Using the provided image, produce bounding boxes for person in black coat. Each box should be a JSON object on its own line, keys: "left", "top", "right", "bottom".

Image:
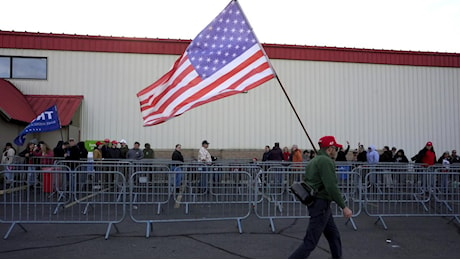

{"left": 172, "top": 144, "right": 184, "bottom": 163}
{"left": 394, "top": 149, "right": 409, "bottom": 163}
{"left": 437, "top": 151, "right": 451, "bottom": 164}
{"left": 356, "top": 144, "right": 367, "bottom": 162}
{"left": 379, "top": 146, "right": 394, "bottom": 162}
{"left": 171, "top": 144, "right": 185, "bottom": 189}
{"left": 450, "top": 150, "right": 460, "bottom": 164}
{"left": 262, "top": 145, "right": 270, "bottom": 161}
{"left": 108, "top": 141, "right": 122, "bottom": 159}
{"left": 65, "top": 139, "right": 81, "bottom": 161}
{"left": 268, "top": 142, "right": 283, "bottom": 161}
{"left": 77, "top": 141, "right": 88, "bottom": 159}
{"left": 53, "top": 140, "right": 65, "bottom": 158}
{"left": 336, "top": 141, "right": 350, "bottom": 161}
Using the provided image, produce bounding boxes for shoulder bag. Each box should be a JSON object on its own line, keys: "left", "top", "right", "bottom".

{"left": 290, "top": 181, "right": 316, "bottom": 206}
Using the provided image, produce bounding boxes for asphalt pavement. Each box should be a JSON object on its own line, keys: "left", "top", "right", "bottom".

{"left": 1, "top": 213, "right": 459, "bottom": 259}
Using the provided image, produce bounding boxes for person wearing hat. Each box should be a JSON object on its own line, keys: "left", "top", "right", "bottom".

{"left": 108, "top": 140, "right": 122, "bottom": 159}
{"left": 289, "top": 136, "right": 352, "bottom": 259}
{"left": 198, "top": 140, "right": 212, "bottom": 163}
{"left": 93, "top": 141, "right": 103, "bottom": 160}
{"left": 101, "top": 138, "right": 111, "bottom": 158}
{"left": 411, "top": 141, "right": 436, "bottom": 167}
{"left": 197, "top": 140, "right": 212, "bottom": 191}
{"left": 119, "top": 139, "right": 129, "bottom": 159}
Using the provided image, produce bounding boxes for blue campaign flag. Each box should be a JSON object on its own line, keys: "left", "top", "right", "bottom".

{"left": 14, "top": 105, "right": 61, "bottom": 146}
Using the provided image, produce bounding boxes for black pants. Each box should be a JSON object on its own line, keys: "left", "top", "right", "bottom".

{"left": 289, "top": 199, "right": 342, "bottom": 259}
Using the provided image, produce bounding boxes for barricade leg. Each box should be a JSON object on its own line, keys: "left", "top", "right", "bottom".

{"left": 447, "top": 216, "right": 460, "bottom": 225}
{"left": 236, "top": 218, "right": 243, "bottom": 234}
{"left": 4, "top": 222, "right": 27, "bottom": 240}
{"left": 374, "top": 216, "right": 388, "bottom": 230}
{"left": 345, "top": 218, "right": 358, "bottom": 231}
{"left": 105, "top": 222, "right": 119, "bottom": 240}
{"left": 146, "top": 221, "right": 152, "bottom": 238}
{"left": 269, "top": 218, "right": 276, "bottom": 233}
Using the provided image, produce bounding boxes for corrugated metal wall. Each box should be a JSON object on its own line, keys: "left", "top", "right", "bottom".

{"left": 1, "top": 48, "right": 459, "bottom": 158}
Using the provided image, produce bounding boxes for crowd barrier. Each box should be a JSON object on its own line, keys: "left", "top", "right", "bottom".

{"left": 130, "top": 169, "right": 253, "bottom": 237}
{"left": 0, "top": 165, "right": 126, "bottom": 239}
{"left": 1, "top": 160, "right": 459, "bottom": 239}
{"left": 253, "top": 167, "right": 361, "bottom": 232}
{"left": 364, "top": 169, "right": 460, "bottom": 229}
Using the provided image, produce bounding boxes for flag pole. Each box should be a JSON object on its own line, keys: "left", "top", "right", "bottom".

{"left": 235, "top": 0, "right": 317, "bottom": 152}
{"left": 274, "top": 75, "right": 317, "bottom": 153}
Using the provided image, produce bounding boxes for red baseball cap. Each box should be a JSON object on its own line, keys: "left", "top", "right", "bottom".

{"left": 111, "top": 140, "right": 118, "bottom": 144}
{"left": 96, "top": 141, "right": 103, "bottom": 146}
{"left": 426, "top": 141, "right": 433, "bottom": 146}
{"left": 318, "top": 136, "right": 342, "bottom": 148}
{"left": 104, "top": 138, "right": 110, "bottom": 143}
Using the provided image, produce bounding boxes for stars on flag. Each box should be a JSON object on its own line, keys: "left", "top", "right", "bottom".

{"left": 187, "top": 2, "right": 257, "bottom": 79}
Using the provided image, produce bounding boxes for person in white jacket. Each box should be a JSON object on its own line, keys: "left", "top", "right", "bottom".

{"left": 197, "top": 140, "right": 212, "bottom": 192}
{"left": 366, "top": 145, "right": 380, "bottom": 164}
{"left": 366, "top": 145, "right": 380, "bottom": 186}
{"left": 198, "top": 140, "right": 212, "bottom": 164}
{"left": 2, "top": 142, "right": 16, "bottom": 187}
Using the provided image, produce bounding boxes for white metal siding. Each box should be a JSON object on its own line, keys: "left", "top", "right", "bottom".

{"left": 1, "top": 48, "right": 459, "bottom": 158}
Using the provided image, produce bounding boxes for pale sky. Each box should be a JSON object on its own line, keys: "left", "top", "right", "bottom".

{"left": 1, "top": 0, "right": 459, "bottom": 53}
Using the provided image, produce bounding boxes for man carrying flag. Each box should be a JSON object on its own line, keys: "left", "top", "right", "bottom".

{"left": 137, "top": 0, "right": 275, "bottom": 126}
{"left": 14, "top": 105, "right": 61, "bottom": 146}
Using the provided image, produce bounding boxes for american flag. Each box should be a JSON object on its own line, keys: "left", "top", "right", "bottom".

{"left": 137, "top": 0, "right": 275, "bottom": 126}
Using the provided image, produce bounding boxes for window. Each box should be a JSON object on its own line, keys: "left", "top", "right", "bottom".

{"left": 0, "top": 56, "right": 47, "bottom": 79}
{"left": 0, "top": 57, "right": 10, "bottom": 78}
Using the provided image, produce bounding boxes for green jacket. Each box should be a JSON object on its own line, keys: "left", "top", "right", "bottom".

{"left": 143, "top": 148, "right": 155, "bottom": 159}
{"left": 120, "top": 146, "right": 129, "bottom": 159}
{"left": 303, "top": 150, "right": 346, "bottom": 209}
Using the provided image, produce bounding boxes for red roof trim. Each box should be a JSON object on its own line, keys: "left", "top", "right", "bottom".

{"left": 0, "top": 79, "right": 36, "bottom": 122}
{"left": 1, "top": 31, "right": 459, "bottom": 67}
{"left": 263, "top": 43, "right": 460, "bottom": 67}
{"left": 0, "top": 79, "right": 83, "bottom": 125}
{"left": 25, "top": 95, "right": 83, "bottom": 126}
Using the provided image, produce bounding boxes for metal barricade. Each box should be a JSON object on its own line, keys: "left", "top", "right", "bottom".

{"left": 72, "top": 160, "right": 171, "bottom": 183}
{"left": 129, "top": 170, "right": 253, "bottom": 237}
{"left": 356, "top": 163, "right": 427, "bottom": 192}
{"left": 364, "top": 170, "right": 460, "bottom": 229}
{"left": 4, "top": 160, "right": 458, "bottom": 238}
{"left": 431, "top": 168, "right": 460, "bottom": 225}
{"left": 254, "top": 168, "right": 361, "bottom": 232}
{"left": 0, "top": 167, "right": 126, "bottom": 239}
{"left": 72, "top": 160, "right": 134, "bottom": 180}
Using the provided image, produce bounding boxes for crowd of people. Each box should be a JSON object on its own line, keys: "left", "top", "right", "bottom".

{"left": 260, "top": 141, "right": 460, "bottom": 167}
{"left": 3, "top": 139, "right": 460, "bottom": 171}
{"left": 3, "top": 136, "right": 456, "bottom": 259}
